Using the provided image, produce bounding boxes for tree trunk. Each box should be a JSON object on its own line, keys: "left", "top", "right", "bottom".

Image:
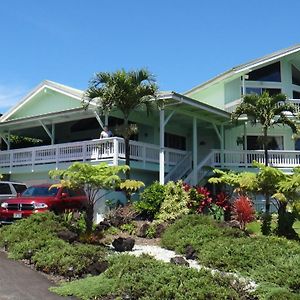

{"left": 85, "top": 205, "right": 94, "bottom": 234}
{"left": 265, "top": 194, "right": 271, "bottom": 214}
{"left": 263, "top": 127, "right": 268, "bottom": 166}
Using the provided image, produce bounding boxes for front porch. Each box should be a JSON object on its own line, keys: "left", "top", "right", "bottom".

{"left": 0, "top": 137, "right": 187, "bottom": 175}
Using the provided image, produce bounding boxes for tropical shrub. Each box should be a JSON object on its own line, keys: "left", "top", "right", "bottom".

{"left": 134, "top": 181, "right": 166, "bottom": 219}
{"left": 232, "top": 195, "right": 255, "bottom": 230}
{"left": 51, "top": 254, "right": 250, "bottom": 299}
{"left": 156, "top": 180, "right": 189, "bottom": 222}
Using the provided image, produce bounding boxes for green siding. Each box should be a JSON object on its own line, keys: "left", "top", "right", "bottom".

{"left": 8, "top": 89, "right": 81, "bottom": 120}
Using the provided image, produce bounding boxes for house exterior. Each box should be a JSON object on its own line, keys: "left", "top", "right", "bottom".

{"left": 1, "top": 44, "right": 300, "bottom": 214}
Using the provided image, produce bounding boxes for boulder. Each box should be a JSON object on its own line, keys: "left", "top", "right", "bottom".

{"left": 57, "top": 230, "right": 78, "bottom": 243}
{"left": 136, "top": 222, "right": 150, "bottom": 238}
{"left": 170, "top": 256, "right": 189, "bottom": 267}
{"left": 155, "top": 222, "right": 168, "bottom": 238}
{"left": 86, "top": 260, "right": 109, "bottom": 275}
{"left": 112, "top": 237, "right": 135, "bottom": 252}
{"left": 185, "top": 245, "right": 197, "bottom": 260}
{"left": 96, "top": 220, "right": 111, "bottom": 232}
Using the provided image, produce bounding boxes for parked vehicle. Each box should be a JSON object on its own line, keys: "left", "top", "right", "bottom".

{"left": 0, "top": 184, "right": 87, "bottom": 224}
{"left": 0, "top": 181, "right": 27, "bottom": 202}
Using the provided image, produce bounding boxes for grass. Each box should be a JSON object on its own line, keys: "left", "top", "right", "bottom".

{"left": 161, "top": 215, "right": 300, "bottom": 299}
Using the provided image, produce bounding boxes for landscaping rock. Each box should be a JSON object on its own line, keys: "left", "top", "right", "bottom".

{"left": 170, "top": 256, "right": 189, "bottom": 267}
{"left": 96, "top": 220, "right": 111, "bottom": 232}
{"left": 86, "top": 260, "right": 109, "bottom": 275}
{"left": 112, "top": 237, "right": 135, "bottom": 252}
{"left": 57, "top": 230, "right": 78, "bottom": 243}
{"left": 136, "top": 222, "right": 150, "bottom": 238}
{"left": 155, "top": 222, "right": 168, "bottom": 238}
{"left": 185, "top": 245, "right": 197, "bottom": 260}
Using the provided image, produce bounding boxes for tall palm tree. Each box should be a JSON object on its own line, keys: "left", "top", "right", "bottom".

{"left": 232, "top": 91, "right": 298, "bottom": 167}
{"left": 83, "top": 69, "right": 158, "bottom": 178}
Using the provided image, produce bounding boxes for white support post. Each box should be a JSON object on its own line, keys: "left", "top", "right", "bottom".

{"left": 51, "top": 123, "right": 55, "bottom": 145}
{"left": 94, "top": 111, "right": 104, "bottom": 130}
{"left": 113, "top": 138, "right": 118, "bottom": 166}
{"left": 39, "top": 120, "right": 52, "bottom": 141}
{"left": 242, "top": 75, "right": 246, "bottom": 96}
{"left": 192, "top": 117, "right": 198, "bottom": 186}
{"left": 244, "top": 121, "right": 248, "bottom": 167}
{"left": 159, "top": 109, "right": 165, "bottom": 185}
{"left": 7, "top": 131, "right": 10, "bottom": 150}
{"left": 0, "top": 133, "right": 9, "bottom": 149}
{"left": 220, "top": 124, "right": 224, "bottom": 168}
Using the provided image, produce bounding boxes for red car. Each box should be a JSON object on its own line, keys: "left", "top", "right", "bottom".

{"left": 0, "top": 184, "right": 88, "bottom": 224}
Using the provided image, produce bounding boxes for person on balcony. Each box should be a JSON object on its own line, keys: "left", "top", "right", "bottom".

{"left": 100, "top": 126, "right": 113, "bottom": 139}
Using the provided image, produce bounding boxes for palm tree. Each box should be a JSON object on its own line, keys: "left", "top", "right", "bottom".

{"left": 232, "top": 91, "right": 298, "bottom": 166}
{"left": 83, "top": 69, "right": 158, "bottom": 178}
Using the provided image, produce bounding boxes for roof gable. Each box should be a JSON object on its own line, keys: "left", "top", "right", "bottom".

{"left": 185, "top": 44, "right": 300, "bottom": 95}
{"left": 1, "top": 80, "right": 84, "bottom": 121}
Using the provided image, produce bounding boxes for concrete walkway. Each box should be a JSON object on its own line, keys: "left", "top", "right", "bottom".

{"left": 0, "top": 252, "right": 75, "bottom": 300}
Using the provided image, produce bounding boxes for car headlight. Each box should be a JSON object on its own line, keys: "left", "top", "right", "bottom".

{"left": 33, "top": 203, "right": 48, "bottom": 209}
{"left": 1, "top": 202, "right": 8, "bottom": 209}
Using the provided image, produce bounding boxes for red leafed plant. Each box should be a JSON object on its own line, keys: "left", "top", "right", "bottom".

{"left": 232, "top": 195, "right": 255, "bottom": 230}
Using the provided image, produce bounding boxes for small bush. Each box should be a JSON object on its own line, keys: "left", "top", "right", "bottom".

{"left": 156, "top": 180, "right": 189, "bottom": 222}
{"left": 134, "top": 181, "right": 165, "bottom": 219}
{"left": 51, "top": 254, "right": 251, "bottom": 299}
{"left": 232, "top": 195, "right": 255, "bottom": 230}
{"left": 33, "top": 239, "right": 106, "bottom": 277}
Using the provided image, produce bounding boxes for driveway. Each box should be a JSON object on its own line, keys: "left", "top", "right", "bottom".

{"left": 0, "top": 252, "right": 76, "bottom": 300}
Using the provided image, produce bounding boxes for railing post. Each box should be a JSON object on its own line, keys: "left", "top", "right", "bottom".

{"left": 9, "top": 152, "right": 13, "bottom": 174}
{"left": 82, "top": 141, "right": 87, "bottom": 162}
{"left": 142, "top": 145, "right": 146, "bottom": 168}
{"left": 113, "top": 138, "right": 118, "bottom": 166}
{"left": 31, "top": 149, "right": 35, "bottom": 172}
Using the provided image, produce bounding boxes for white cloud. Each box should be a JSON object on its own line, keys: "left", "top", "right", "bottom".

{"left": 0, "top": 84, "right": 29, "bottom": 114}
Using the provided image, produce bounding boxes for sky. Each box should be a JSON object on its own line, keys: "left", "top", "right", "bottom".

{"left": 0, "top": 0, "right": 300, "bottom": 112}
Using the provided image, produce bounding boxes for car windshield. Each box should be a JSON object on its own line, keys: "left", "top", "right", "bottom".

{"left": 22, "top": 186, "right": 58, "bottom": 197}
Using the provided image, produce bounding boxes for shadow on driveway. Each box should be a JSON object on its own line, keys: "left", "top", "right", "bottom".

{"left": 0, "top": 252, "right": 76, "bottom": 300}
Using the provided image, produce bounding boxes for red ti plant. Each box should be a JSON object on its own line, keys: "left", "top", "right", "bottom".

{"left": 232, "top": 195, "right": 255, "bottom": 230}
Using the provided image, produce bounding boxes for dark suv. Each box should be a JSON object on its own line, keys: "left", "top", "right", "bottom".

{"left": 0, "top": 184, "right": 88, "bottom": 224}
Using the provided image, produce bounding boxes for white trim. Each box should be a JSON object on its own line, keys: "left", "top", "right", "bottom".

{"left": 0, "top": 80, "right": 85, "bottom": 122}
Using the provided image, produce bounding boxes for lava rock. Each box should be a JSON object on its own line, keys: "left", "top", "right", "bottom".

{"left": 155, "top": 222, "right": 168, "bottom": 238}
{"left": 185, "top": 245, "right": 197, "bottom": 260}
{"left": 57, "top": 230, "right": 78, "bottom": 243}
{"left": 170, "top": 256, "right": 189, "bottom": 267}
{"left": 86, "top": 261, "right": 109, "bottom": 275}
{"left": 112, "top": 237, "right": 135, "bottom": 252}
{"left": 136, "top": 222, "right": 150, "bottom": 238}
{"left": 96, "top": 220, "right": 111, "bottom": 232}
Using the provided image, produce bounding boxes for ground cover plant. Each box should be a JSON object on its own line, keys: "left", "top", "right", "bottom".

{"left": 0, "top": 212, "right": 108, "bottom": 277}
{"left": 51, "top": 254, "right": 252, "bottom": 300}
{"left": 161, "top": 214, "right": 300, "bottom": 299}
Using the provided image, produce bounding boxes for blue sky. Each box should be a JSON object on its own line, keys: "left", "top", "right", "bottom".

{"left": 0, "top": 0, "right": 300, "bottom": 112}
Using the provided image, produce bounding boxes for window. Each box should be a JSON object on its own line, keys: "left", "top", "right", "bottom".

{"left": 22, "top": 186, "right": 58, "bottom": 197}
{"left": 293, "top": 91, "right": 300, "bottom": 99}
{"left": 246, "top": 136, "right": 283, "bottom": 150}
{"left": 0, "top": 183, "right": 12, "bottom": 195}
{"left": 292, "top": 65, "right": 300, "bottom": 86}
{"left": 245, "top": 87, "right": 281, "bottom": 96}
{"left": 12, "top": 184, "right": 27, "bottom": 194}
{"left": 246, "top": 62, "right": 281, "bottom": 82}
{"left": 165, "top": 133, "right": 186, "bottom": 150}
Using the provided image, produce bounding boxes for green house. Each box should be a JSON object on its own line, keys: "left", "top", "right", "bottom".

{"left": 1, "top": 45, "right": 300, "bottom": 214}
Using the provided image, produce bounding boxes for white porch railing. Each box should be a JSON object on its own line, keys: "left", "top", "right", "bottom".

{"left": 211, "top": 149, "right": 300, "bottom": 168}
{"left": 0, "top": 137, "right": 187, "bottom": 171}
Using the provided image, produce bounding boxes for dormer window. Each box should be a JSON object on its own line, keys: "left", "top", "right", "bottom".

{"left": 246, "top": 62, "right": 281, "bottom": 82}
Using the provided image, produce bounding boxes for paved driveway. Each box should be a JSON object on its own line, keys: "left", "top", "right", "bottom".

{"left": 0, "top": 252, "right": 76, "bottom": 300}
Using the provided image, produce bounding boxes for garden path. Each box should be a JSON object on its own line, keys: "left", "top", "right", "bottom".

{"left": 127, "top": 244, "right": 257, "bottom": 292}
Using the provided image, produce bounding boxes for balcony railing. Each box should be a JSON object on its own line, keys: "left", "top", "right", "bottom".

{"left": 0, "top": 137, "right": 187, "bottom": 172}
{"left": 212, "top": 149, "right": 300, "bottom": 168}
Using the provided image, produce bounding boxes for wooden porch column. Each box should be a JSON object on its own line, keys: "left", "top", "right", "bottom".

{"left": 51, "top": 123, "right": 55, "bottom": 145}
{"left": 159, "top": 108, "right": 165, "bottom": 185}
{"left": 243, "top": 121, "right": 248, "bottom": 168}
{"left": 220, "top": 124, "right": 224, "bottom": 168}
{"left": 192, "top": 117, "right": 198, "bottom": 186}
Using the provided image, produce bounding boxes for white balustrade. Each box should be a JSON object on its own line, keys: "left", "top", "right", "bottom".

{"left": 0, "top": 138, "right": 186, "bottom": 171}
